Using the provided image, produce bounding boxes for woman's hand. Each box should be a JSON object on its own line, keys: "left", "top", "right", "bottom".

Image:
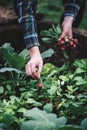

{"left": 59, "top": 16, "right": 74, "bottom": 40}
{"left": 26, "top": 46, "right": 43, "bottom": 80}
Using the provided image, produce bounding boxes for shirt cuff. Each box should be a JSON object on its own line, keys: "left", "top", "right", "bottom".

{"left": 64, "top": 4, "right": 80, "bottom": 20}
{"left": 63, "top": 13, "right": 76, "bottom": 20}
{"left": 24, "top": 33, "right": 40, "bottom": 49}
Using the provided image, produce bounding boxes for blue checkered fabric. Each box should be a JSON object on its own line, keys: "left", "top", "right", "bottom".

{"left": 64, "top": 0, "right": 83, "bottom": 19}
{"left": 14, "top": 0, "right": 82, "bottom": 49}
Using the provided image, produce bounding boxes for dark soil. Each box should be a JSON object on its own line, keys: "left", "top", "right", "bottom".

{"left": 0, "top": 6, "right": 16, "bottom": 19}
{"left": 0, "top": 6, "right": 87, "bottom": 66}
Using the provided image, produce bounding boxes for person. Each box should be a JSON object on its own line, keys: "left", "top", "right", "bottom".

{"left": 62, "top": 0, "right": 86, "bottom": 28}
{"left": 14, "top": 0, "right": 83, "bottom": 79}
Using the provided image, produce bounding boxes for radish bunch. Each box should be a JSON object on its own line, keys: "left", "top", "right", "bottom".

{"left": 41, "top": 24, "right": 78, "bottom": 51}
{"left": 58, "top": 36, "right": 78, "bottom": 51}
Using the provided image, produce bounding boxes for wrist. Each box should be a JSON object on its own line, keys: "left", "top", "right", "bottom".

{"left": 29, "top": 46, "right": 40, "bottom": 57}
{"left": 64, "top": 16, "right": 74, "bottom": 24}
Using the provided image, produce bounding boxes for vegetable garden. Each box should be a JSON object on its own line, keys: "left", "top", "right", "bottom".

{"left": 0, "top": 0, "right": 87, "bottom": 130}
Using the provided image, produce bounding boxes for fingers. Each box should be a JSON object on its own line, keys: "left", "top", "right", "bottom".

{"left": 31, "top": 63, "right": 40, "bottom": 79}
{"left": 26, "top": 63, "right": 39, "bottom": 79}
{"left": 26, "top": 63, "right": 32, "bottom": 76}
{"left": 59, "top": 16, "right": 73, "bottom": 41}
{"left": 58, "top": 32, "right": 66, "bottom": 41}
{"left": 26, "top": 61, "right": 43, "bottom": 80}
{"left": 38, "top": 62, "right": 43, "bottom": 75}
{"left": 58, "top": 25, "right": 73, "bottom": 41}
{"left": 58, "top": 30, "right": 73, "bottom": 42}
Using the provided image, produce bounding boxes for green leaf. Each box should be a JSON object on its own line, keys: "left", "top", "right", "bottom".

{"left": 2, "top": 113, "right": 14, "bottom": 127}
{"left": 40, "top": 30, "right": 52, "bottom": 37}
{"left": 5, "top": 108, "right": 13, "bottom": 114}
{"left": 26, "top": 98, "right": 42, "bottom": 107}
{"left": 1, "top": 43, "right": 14, "bottom": 54}
{"left": 24, "top": 107, "right": 50, "bottom": 121}
{"left": 6, "top": 84, "right": 11, "bottom": 91}
{"left": 73, "top": 59, "right": 87, "bottom": 71}
{"left": 24, "top": 108, "right": 66, "bottom": 125}
{"left": 42, "top": 38, "right": 53, "bottom": 43}
{"left": 81, "top": 118, "right": 87, "bottom": 130}
{"left": 55, "top": 24, "right": 62, "bottom": 35}
{"left": 19, "top": 49, "right": 30, "bottom": 61}
{"left": 59, "top": 75, "right": 69, "bottom": 82}
{"left": 26, "top": 98, "right": 36, "bottom": 104}
{"left": 43, "top": 103, "right": 53, "bottom": 113}
{"left": 0, "top": 47, "right": 14, "bottom": 66}
{"left": 0, "top": 67, "right": 22, "bottom": 73}
{"left": 21, "top": 108, "right": 67, "bottom": 130}
{"left": 42, "top": 63, "right": 58, "bottom": 75}
{"left": 55, "top": 116, "right": 67, "bottom": 129}
{"left": 67, "top": 85, "right": 77, "bottom": 92}
{"left": 0, "top": 123, "right": 7, "bottom": 130}
{"left": 0, "top": 47, "right": 25, "bottom": 69}
{"left": 21, "top": 121, "right": 56, "bottom": 130}
{"left": 47, "top": 70, "right": 58, "bottom": 77}
{"left": 67, "top": 104, "right": 86, "bottom": 115}
{"left": 74, "top": 76, "right": 87, "bottom": 86}
{"left": 17, "top": 108, "right": 27, "bottom": 113}
{"left": 0, "top": 86, "right": 4, "bottom": 94}
{"left": 74, "top": 68, "right": 86, "bottom": 74}
{"left": 58, "top": 125, "right": 83, "bottom": 130}
{"left": 11, "top": 53, "right": 25, "bottom": 69}
{"left": 41, "top": 49, "right": 54, "bottom": 59}
{"left": 63, "top": 51, "right": 69, "bottom": 59}
{"left": 10, "top": 96, "right": 20, "bottom": 103}
{"left": 48, "top": 86, "right": 57, "bottom": 96}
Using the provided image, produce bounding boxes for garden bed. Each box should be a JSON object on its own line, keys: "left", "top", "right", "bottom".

{"left": 0, "top": 15, "right": 87, "bottom": 63}
{"left": 0, "top": 7, "right": 87, "bottom": 130}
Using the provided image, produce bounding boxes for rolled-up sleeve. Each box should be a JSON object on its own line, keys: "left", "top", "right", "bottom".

{"left": 14, "top": 0, "right": 39, "bottom": 49}
{"left": 64, "top": 0, "right": 83, "bottom": 20}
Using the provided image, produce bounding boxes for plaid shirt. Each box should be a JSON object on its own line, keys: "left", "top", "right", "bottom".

{"left": 64, "top": 0, "right": 83, "bottom": 19}
{"left": 15, "top": 0, "right": 82, "bottom": 49}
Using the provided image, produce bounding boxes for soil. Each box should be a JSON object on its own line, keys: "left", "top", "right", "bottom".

{"left": 0, "top": 6, "right": 16, "bottom": 20}
{"left": 0, "top": 6, "right": 87, "bottom": 66}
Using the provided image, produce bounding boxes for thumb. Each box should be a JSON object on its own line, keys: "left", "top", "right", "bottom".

{"left": 38, "top": 64, "right": 43, "bottom": 77}
{"left": 58, "top": 32, "right": 66, "bottom": 41}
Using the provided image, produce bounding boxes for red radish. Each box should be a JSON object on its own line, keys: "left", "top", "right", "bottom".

{"left": 69, "top": 41, "right": 74, "bottom": 46}
{"left": 64, "top": 36, "right": 69, "bottom": 42}
{"left": 60, "top": 40, "right": 65, "bottom": 45}
{"left": 57, "top": 36, "right": 78, "bottom": 50}
{"left": 38, "top": 83, "right": 43, "bottom": 88}
{"left": 58, "top": 40, "right": 65, "bottom": 47}
{"left": 58, "top": 41, "right": 61, "bottom": 46}
{"left": 60, "top": 45, "right": 66, "bottom": 51}
{"left": 68, "top": 35, "right": 72, "bottom": 40}
{"left": 72, "top": 44, "right": 76, "bottom": 49}
{"left": 38, "top": 77, "right": 43, "bottom": 88}
{"left": 66, "top": 43, "right": 70, "bottom": 47}
{"left": 73, "top": 38, "right": 78, "bottom": 44}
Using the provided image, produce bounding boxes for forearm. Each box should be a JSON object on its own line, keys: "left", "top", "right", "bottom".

{"left": 29, "top": 46, "right": 41, "bottom": 58}
{"left": 14, "top": 0, "right": 43, "bottom": 79}
{"left": 64, "top": 0, "right": 83, "bottom": 20}
{"left": 14, "top": 0, "right": 39, "bottom": 49}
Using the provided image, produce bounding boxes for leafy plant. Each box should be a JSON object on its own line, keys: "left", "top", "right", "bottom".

{"left": 20, "top": 107, "right": 67, "bottom": 130}
{"left": 20, "top": 108, "right": 87, "bottom": 130}
{"left": 0, "top": 43, "right": 54, "bottom": 99}
{"left": 0, "top": 43, "right": 87, "bottom": 130}
{"left": 41, "top": 24, "right": 78, "bottom": 51}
